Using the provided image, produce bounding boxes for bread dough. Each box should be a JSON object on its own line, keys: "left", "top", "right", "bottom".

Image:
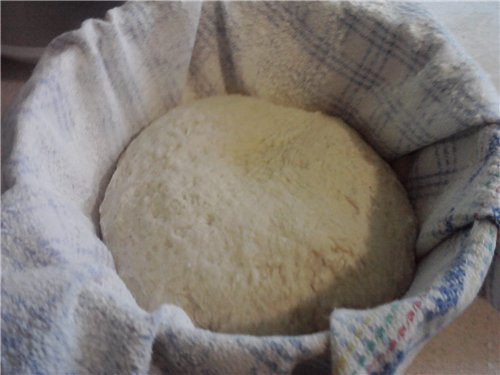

{"left": 100, "top": 95, "right": 416, "bottom": 335}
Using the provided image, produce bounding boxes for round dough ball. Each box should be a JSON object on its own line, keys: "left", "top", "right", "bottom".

{"left": 100, "top": 95, "right": 416, "bottom": 336}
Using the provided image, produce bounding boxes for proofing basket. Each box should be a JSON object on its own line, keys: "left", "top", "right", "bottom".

{"left": 2, "top": 2, "right": 499, "bottom": 374}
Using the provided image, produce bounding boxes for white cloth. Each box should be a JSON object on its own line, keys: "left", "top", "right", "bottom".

{"left": 2, "top": 2, "right": 499, "bottom": 374}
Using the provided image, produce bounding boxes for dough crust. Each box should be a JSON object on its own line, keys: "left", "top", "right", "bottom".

{"left": 100, "top": 95, "right": 416, "bottom": 335}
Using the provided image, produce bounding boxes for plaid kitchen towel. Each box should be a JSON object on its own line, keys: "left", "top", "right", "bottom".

{"left": 2, "top": 2, "right": 499, "bottom": 374}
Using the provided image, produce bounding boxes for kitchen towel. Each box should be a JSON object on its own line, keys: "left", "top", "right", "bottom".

{"left": 2, "top": 2, "right": 499, "bottom": 374}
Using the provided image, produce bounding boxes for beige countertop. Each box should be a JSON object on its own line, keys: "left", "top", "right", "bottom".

{"left": 2, "top": 2, "right": 499, "bottom": 373}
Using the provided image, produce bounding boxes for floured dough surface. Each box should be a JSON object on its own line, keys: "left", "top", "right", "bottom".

{"left": 100, "top": 95, "right": 416, "bottom": 335}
